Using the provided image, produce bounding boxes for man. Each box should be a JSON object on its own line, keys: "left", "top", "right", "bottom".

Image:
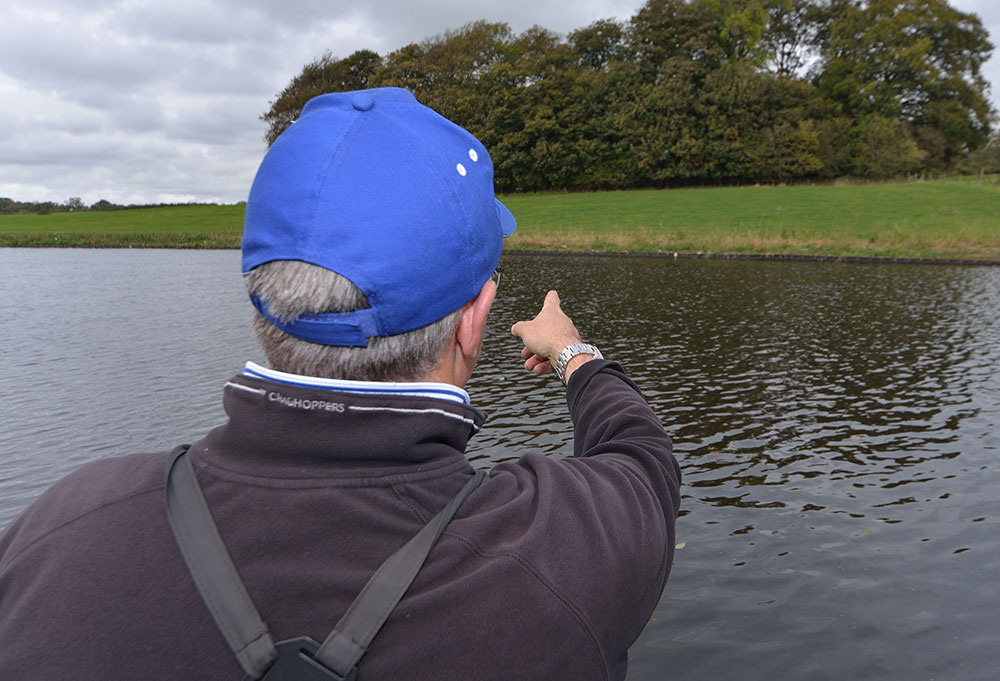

{"left": 0, "top": 88, "right": 680, "bottom": 680}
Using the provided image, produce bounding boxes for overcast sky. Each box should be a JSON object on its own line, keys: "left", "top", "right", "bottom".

{"left": 1, "top": 0, "right": 997, "bottom": 206}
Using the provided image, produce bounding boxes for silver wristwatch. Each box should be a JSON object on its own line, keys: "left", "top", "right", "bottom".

{"left": 555, "top": 343, "right": 603, "bottom": 383}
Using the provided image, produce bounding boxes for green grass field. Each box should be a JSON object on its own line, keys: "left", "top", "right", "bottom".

{"left": 0, "top": 204, "right": 245, "bottom": 248}
{"left": 2, "top": 178, "right": 998, "bottom": 260}
{"left": 501, "top": 178, "right": 1000, "bottom": 260}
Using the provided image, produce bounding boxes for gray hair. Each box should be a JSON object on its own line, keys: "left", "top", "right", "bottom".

{"left": 246, "top": 260, "right": 463, "bottom": 381}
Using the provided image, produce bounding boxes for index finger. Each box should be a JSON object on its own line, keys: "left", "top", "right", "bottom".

{"left": 543, "top": 290, "right": 561, "bottom": 310}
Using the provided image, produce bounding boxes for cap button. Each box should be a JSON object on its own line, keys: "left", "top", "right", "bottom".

{"left": 352, "top": 92, "right": 375, "bottom": 112}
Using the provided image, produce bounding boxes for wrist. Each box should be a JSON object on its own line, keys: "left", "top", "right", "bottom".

{"left": 561, "top": 353, "right": 595, "bottom": 384}
{"left": 555, "top": 343, "right": 603, "bottom": 384}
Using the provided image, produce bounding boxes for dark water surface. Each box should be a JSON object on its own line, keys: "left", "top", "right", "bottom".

{"left": 2, "top": 249, "right": 998, "bottom": 680}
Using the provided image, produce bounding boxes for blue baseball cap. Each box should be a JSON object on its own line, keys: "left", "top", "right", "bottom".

{"left": 242, "top": 87, "right": 516, "bottom": 347}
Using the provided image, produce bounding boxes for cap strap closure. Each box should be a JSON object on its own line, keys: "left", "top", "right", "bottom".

{"left": 250, "top": 294, "right": 380, "bottom": 347}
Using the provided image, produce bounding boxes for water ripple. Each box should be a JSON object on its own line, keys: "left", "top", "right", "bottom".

{"left": 2, "top": 250, "right": 998, "bottom": 680}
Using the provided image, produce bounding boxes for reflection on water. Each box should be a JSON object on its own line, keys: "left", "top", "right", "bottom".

{"left": 472, "top": 256, "right": 1000, "bottom": 680}
{"left": 2, "top": 249, "right": 998, "bottom": 680}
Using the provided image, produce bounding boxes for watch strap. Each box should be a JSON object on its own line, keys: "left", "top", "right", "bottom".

{"left": 555, "top": 343, "right": 602, "bottom": 383}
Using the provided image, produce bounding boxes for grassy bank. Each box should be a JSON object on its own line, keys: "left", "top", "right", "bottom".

{"left": 2, "top": 179, "right": 998, "bottom": 260}
{"left": 501, "top": 177, "right": 1000, "bottom": 260}
{"left": 0, "top": 204, "right": 244, "bottom": 248}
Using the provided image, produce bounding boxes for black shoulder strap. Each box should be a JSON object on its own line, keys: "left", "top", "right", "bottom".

{"left": 165, "top": 445, "right": 277, "bottom": 677}
{"left": 313, "top": 465, "right": 485, "bottom": 676}
{"left": 164, "top": 445, "right": 485, "bottom": 680}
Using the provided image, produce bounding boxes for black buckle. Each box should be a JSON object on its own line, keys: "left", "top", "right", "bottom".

{"left": 247, "top": 637, "right": 358, "bottom": 681}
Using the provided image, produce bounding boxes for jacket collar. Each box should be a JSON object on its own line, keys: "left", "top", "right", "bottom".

{"left": 241, "top": 361, "right": 472, "bottom": 405}
{"left": 194, "top": 374, "right": 486, "bottom": 479}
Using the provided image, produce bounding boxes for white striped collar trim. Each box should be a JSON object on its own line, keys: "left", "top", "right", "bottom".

{"left": 241, "top": 361, "right": 471, "bottom": 405}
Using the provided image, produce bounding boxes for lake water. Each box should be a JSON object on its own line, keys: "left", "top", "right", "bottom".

{"left": 2, "top": 249, "right": 998, "bottom": 680}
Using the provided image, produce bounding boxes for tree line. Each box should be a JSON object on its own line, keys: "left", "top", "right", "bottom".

{"left": 0, "top": 197, "right": 116, "bottom": 215}
{"left": 0, "top": 197, "right": 236, "bottom": 215}
{"left": 262, "top": 0, "right": 997, "bottom": 192}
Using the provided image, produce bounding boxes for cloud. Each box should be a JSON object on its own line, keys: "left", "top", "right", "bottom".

{"left": 0, "top": 0, "right": 996, "bottom": 205}
{"left": 0, "top": 22, "right": 162, "bottom": 100}
{"left": 109, "top": 1, "right": 273, "bottom": 46}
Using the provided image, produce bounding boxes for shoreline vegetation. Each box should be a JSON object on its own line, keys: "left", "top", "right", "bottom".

{"left": 2, "top": 178, "right": 998, "bottom": 263}
{"left": 264, "top": 9, "right": 998, "bottom": 193}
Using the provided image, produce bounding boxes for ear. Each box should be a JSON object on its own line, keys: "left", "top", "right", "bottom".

{"left": 455, "top": 279, "right": 496, "bottom": 362}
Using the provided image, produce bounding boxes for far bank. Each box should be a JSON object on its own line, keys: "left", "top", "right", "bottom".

{"left": 2, "top": 179, "right": 998, "bottom": 261}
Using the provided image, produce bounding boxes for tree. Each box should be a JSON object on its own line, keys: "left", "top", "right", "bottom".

{"left": 480, "top": 26, "right": 611, "bottom": 191}
{"left": 262, "top": 49, "right": 382, "bottom": 145}
{"left": 814, "top": 116, "right": 856, "bottom": 177}
{"left": 700, "top": 0, "right": 771, "bottom": 65}
{"left": 815, "top": 0, "right": 994, "bottom": 167}
{"left": 65, "top": 197, "right": 85, "bottom": 212}
{"left": 852, "top": 115, "right": 927, "bottom": 178}
{"left": 261, "top": 0, "right": 994, "bottom": 188}
{"left": 377, "top": 21, "right": 512, "bottom": 95}
{"left": 958, "top": 131, "right": 1000, "bottom": 177}
{"left": 376, "top": 21, "right": 513, "bottom": 131}
{"left": 612, "top": 63, "right": 705, "bottom": 185}
{"left": 626, "top": 0, "right": 722, "bottom": 79}
{"left": 569, "top": 19, "right": 625, "bottom": 70}
{"left": 762, "top": 0, "right": 825, "bottom": 77}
